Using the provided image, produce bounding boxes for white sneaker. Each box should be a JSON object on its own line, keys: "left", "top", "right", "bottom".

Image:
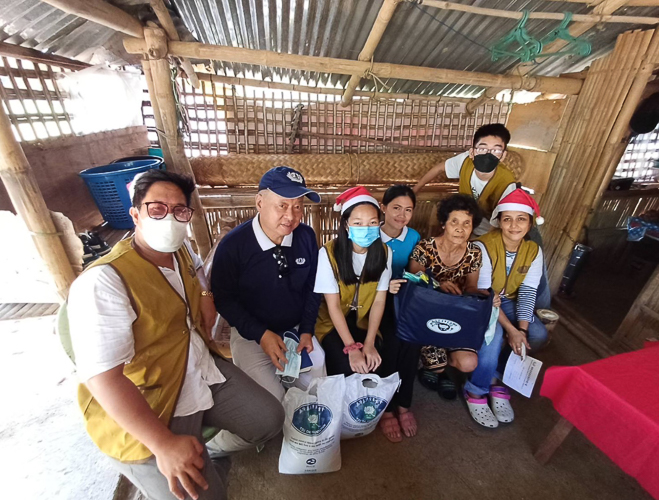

{"left": 464, "top": 391, "right": 499, "bottom": 428}
{"left": 489, "top": 385, "right": 515, "bottom": 423}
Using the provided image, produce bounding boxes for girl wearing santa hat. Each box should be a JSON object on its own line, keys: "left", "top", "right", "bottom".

{"left": 313, "top": 186, "right": 393, "bottom": 378}
{"left": 464, "top": 188, "right": 549, "bottom": 428}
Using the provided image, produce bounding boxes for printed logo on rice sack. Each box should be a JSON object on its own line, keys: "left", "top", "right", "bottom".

{"left": 348, "top": 396, "right": 388, "bottom": 423}
{"left": 426, "top": 318, "right": 461, "bottom": 334}
{"left": 292, "top": 403, "right": 333, "bottom": 436}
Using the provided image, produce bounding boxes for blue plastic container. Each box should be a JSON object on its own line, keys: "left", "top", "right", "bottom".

{"left": 79, "top": 159, "right": 162, "bottom": 229}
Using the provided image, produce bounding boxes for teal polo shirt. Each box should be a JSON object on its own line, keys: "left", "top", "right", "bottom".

{"left": 380, "top": 226, "right": 421, "bottom": 278}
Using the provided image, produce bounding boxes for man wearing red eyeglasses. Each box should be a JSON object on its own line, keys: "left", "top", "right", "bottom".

{"left": 68, "top": 169, "right": 283, "bottom": 500}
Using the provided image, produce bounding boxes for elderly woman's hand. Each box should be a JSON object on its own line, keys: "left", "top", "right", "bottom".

{"left": 388, "top": 279, "right": 407, "bottom": 294}
{"left": 439, "top": 281, "right": 462, "bottom": 295}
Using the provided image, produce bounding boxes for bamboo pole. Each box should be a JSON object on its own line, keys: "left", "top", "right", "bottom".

{"left": 419, "top": 0, "right": 659, "bottom": 24}
{"left": 40, "top": 0, "right": 143, "bottom": 38}
{"left": 148, "top": 0, "right": 200, "bottom": 89}
{"left": 0, "top": 41, "right": 90, "bottom": 70}
{"left": 0, "top": 100, "right": 76, "bottom": 299}
{"left": 340, "top": 0, "right": 401, "bottom": 107}
{"left": 196, "top": 72, "right": 476, "bottom": 102}
{"left": 143, "top": 27, "right": 212, "bottom": 258}
{"left": 142, "top": 59, "right": 175, "bottom": 170}
{"left": 551, "top": 0, "right": 659, "bottom": 5}
{"left": 124, "top": 38, "right": 584, "bottom": 95}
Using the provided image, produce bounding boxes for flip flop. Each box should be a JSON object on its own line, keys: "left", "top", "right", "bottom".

{"left": 489, "top": 385, "right": 515, "bottom": 423}
{"left": 398, "top": 411, "right": 418, "bottom": 438}
{"left": 379, "top": 413, "right": 403, "bottom": 443}
{"left": 464, "top": 391, "right": 499, "bottom": 428}
{"left": 418, "top": 369, "right": 439, "bottom": 391}
{"left": 437, "top": 372, "right": 457, "bottom": 400}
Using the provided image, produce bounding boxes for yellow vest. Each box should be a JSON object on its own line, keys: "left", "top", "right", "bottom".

{"left": 477, "top": 229, "right": 539, "bottom": 300}
{"left": 315, "top": 239, "right": 387, "bottom": 342}
{"left": 458, "top": 157, "right": 517, "bottom": 219}
{"left": 77, "top": 238, "right": 210, "bottom": 463}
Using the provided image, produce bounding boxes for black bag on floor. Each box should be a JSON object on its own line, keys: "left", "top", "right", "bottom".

{"left": 393, "top": 281, "right": 493, "bottom": 349}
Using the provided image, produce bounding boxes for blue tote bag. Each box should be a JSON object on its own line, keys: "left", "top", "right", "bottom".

{"left": 393, "top": 281, "right": 493, "bottom": 349}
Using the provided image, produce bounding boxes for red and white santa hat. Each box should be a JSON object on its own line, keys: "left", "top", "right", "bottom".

{"left": 490, "top": 188, "right": 544, "bottom": 227}
{"left": 333, "top": 186, "right": 379, "bottom": 214}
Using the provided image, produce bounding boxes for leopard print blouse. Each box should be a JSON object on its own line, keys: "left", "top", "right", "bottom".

{"left": 410, "top": 238, "right": 482, "bottom": 287}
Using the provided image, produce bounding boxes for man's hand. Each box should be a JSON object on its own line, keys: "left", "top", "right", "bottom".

{"left": 199, "top": 295, "right": 217, "bottom": 341}
{"left": 439, "top": 281, "right": 462, "bottom": 295}
{"left": 388, "top": 279, "right": 407, "bottom": 295}
{"left": 260, "top": 330, "right": 288, "bottom": 370}
{"left": 153, "top": 434, "right": 207, "bottom": 500}
{"left": 297, "top": 333, "right": 314, "bottom": 354}
{"left": 362, "top": 344, "right": 381, "bottom": 372}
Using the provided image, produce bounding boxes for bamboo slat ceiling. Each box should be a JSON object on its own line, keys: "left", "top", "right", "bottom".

{"left": 0, "top": 0, "right": 658, "bottom": 96}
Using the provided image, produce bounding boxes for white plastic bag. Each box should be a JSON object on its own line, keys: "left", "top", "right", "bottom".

{"left": 341, "top": 373, "right": 401, "bottom": 439}
{"left": 279, "top": 375, "right": 346, "bottom": 474}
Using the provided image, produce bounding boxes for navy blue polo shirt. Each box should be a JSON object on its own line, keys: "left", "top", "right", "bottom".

{"left": 211, "top": 216, "right": 320, "bottom": 343}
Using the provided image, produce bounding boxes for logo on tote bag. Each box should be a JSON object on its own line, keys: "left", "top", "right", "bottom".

{"left": 292, "top": 403, "right": 333, "bottom": 436}
{"left": 349, "top": 396, "right": 388, "bottom": 423}
{"left": 426, "top": 319, "right": 461, "bottom": 334}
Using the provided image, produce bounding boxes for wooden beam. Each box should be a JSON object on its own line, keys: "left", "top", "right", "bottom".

{"left": 143, "top": 27, "right": 212, "bottom": 258}
{"left": 340, "top": 0, "right": 401, "bottom": 107}
{"left": 420, "top": 0, "right": 659, "bottom": 24}
{"left": 141, "top": 59, "right": 175, "bottom": 171}
{"left": 148, "top": 0, "right": 200, "bottom": 89}
{"left": 0, "top": 42, "right": 90, "bottom": 70}
{"left": 534, "top": 417, "right": 574, "bottom": 465}
{"left": 40, "top": 0, "right": 144, "bottom": 38}
{"left": 195, "top": 73, "right": 478, "bottom": 102}
{"left": 0, "top": 98, "right": 76, "bottom": 299}
{"left": 124, "top": 38, "right": 584, "bottom": 95}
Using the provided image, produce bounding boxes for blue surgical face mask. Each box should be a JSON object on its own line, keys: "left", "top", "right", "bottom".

{"left": 348, "top": 226, "right": 381, "bottom": 248}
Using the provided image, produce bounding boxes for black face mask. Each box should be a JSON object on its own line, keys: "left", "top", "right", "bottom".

{"left": 473, "top": 153, "right": 500, "bottom": 173}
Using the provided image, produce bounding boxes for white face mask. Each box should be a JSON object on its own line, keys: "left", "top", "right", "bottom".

{"left": 140, "top": 213, "right": 188, "bottom": 253}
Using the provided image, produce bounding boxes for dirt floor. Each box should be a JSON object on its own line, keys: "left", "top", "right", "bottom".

{"left": 1, "top": 315, "right": 651, "bottom": 500}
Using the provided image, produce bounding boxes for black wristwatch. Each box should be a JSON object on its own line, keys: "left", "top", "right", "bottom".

{"left": 519, "top": 328, "right": 529, "bottom": 335}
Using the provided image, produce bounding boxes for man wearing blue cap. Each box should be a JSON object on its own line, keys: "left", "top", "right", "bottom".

{"left": 209, "top": 166, "right": 325, "bottom": 408}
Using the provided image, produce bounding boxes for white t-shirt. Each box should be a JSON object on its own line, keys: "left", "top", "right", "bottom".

{"left": 314, "top": 246, "right": 393, "bottom": 294}
{"left": 444, "top": 151, "right": 516, "bottom": 235}
{"left": 68, "top": 240, "right": 225, "bottom": 418}
{"left": 474, "top": 240, "right": 543, "bottom": 291}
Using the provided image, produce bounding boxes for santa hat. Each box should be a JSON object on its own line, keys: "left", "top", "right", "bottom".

{"left": 333, "top": 186, "right": 379, "bottom": 215}
{"left": 490, "top": 188, "right": 544, "bottom": 227}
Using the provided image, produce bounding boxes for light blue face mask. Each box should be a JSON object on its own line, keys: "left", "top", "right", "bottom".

{"left": 348, "top": 225, "right": 380, "bottom": 248}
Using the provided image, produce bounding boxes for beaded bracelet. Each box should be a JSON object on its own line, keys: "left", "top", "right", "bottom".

{"left": 342, "top": 342, "right": 364, "bottom": 354}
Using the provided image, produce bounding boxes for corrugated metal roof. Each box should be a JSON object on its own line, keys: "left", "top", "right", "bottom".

{"left": 0, "top": 0, "right": 130, "bottom": 64}
{"left": 172, "top": 0, "right": 659, "bottom": 97}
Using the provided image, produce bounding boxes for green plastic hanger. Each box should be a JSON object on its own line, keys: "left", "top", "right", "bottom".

{"left": 491, "top": 11, "right": 543, "bottom": 64}
{"left": 537, "top": 12, "right": 592, "bottom": 59}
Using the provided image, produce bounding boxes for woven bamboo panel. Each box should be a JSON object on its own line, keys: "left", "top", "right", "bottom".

{"left": 192, "top": 151, "right": 525, "bottom": 187}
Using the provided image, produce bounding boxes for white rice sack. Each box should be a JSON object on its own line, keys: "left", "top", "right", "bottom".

{"left": 341, "top": 373, "right": 401, "bottom": 439}
{"left": 278, "top": 375, "right": 346, "bottom": 474}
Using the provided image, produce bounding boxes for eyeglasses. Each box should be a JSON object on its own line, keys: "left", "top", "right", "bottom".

{"left": 273, "top": 245, "right": 290, "bottom": 277}
{"left": 142, "top": 202, "right": 194, "bottom": 223}
{"left": 474, "top": 147, "right": 505, "bottom": 157}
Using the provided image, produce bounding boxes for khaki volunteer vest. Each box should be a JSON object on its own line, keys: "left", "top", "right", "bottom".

{"left": 477, "top": 229, "right": 539, "bottom": 300}
{"left": 77, "top": 238, "right": 209, "bottom": 462}
{"left": 458, "top": 157, "right": 516, "bottom": 219}
{"left": 315, "top": 239, "right": 387, "bottom": 342}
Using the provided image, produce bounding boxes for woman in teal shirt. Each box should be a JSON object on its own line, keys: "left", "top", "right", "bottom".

{"left": 379, "top": 185, "right": 421, "bottom": 442}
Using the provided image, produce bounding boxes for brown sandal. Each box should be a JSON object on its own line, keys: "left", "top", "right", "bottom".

{"left": 398, "top": 411, "right": 418, "bottom": 438}
{"left": 379, "top": 413, "right": 403, "bottom": 443}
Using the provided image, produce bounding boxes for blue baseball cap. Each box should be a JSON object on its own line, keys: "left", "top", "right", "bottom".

{"left": 258, "top": 166, "right": 321, "bottom": 203}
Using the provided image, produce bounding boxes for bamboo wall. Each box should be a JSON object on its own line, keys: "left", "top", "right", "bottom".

{"left": 614, "top": 266, "right": 659, "bottom": 349}
{"left": 541, "top": 28, "right": 659, "bottom": 293}
{"left": 0, "top": 57, "right": 74, "bottom": 142}
{"left": 142, "top": 80, "right": 512, "bottom": 156}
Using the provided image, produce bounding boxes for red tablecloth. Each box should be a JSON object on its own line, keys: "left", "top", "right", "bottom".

{"left": 541, "top": 343, "right": 659, "bottom": 499}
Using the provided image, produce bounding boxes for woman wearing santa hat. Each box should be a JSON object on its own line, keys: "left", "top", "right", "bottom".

{"left": 464, "top": 188, "right": 549, "bottom": 428}
{"left": 313, "top": 186, "right": 393, "bottom": 377}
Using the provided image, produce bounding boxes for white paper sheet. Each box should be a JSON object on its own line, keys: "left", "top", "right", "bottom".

{"left": 502, "top": 351, "right": 543, "bottom": 398}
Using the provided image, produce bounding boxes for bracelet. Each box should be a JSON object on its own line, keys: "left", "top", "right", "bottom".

{"left": 343, "top": 342, "right": 364, "bottom": 354}
{"left": 201, "top": 290, "right": 214, "bottom": 298}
